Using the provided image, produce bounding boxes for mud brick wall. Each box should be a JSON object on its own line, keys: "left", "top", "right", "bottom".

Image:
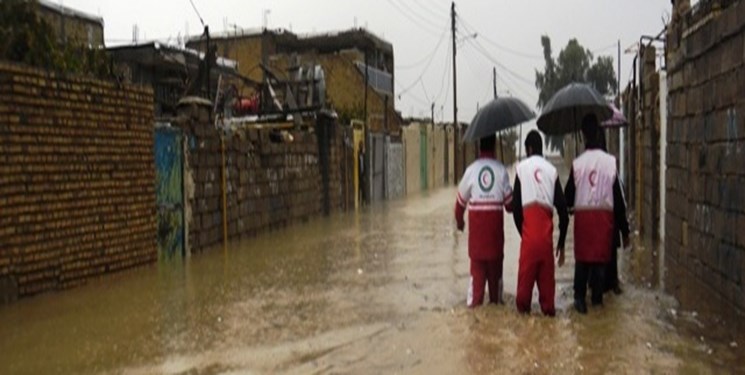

{"left": 0, "top": 62, "right": 156, "bottom": 302}
{"left": 639, "top": 47, "right": 661, "bottom": 241}
{"left": 176, "top": 107, "right": 351, "bottom": 253}
{"left": 323, "top": 121, "right": 353, "bottom": 214}
{"left": 665, "top": 0, "right": 745, "bottom": 314}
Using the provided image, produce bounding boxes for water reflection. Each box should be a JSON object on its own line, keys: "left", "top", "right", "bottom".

{"left": 0, "top": 188, "right": 742, "bottom": 374}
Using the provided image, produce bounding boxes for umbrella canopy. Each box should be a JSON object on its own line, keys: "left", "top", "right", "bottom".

{"left": 536, "top": 83, "right": 613, "bottom": 136}
{"left": 601, "top": 104, "right": 628, "bottom": 128}
{"left": 463, "top": 97, "right": 536, "bottom": 142}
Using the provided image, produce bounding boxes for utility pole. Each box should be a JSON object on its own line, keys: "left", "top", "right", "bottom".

{"left": 618, "top": 39, "right": 624, "bottom": 182}
{"left": 451, "top": 2, "right": 460, "bottom": 181}
{"left": 493, "top": 67, "right": 497, "bottom": 99}
{"left": 431, "top": 102, "right": 435, "bottom": 125}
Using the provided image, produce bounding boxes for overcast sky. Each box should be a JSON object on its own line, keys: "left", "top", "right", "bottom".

{"left": 63, "top": 0, "right": 671, "bottom": 125}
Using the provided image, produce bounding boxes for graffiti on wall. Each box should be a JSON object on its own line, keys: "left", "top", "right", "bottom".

{"left": 155, "top": 126, "right": 184, "bottom": 259}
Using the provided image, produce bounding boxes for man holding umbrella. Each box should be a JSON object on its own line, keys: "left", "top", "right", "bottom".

{"left": 564, "top": 114, "right": 629, "bottom": 314}
{"left": 455, "top": 96, "right": 535, "bottom": 307}
{"left": 536, "top": 82, "right": 629, "bottom": 314}
{"left": 511, "top": 130, "right": 569, "bottom": 316}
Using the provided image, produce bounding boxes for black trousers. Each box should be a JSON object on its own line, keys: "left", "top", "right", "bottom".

{"left": 575, "top": 261, "right": 605, "bottom": 304}
{"left": 604, "top": 245, "right": 619, "bottom": 292}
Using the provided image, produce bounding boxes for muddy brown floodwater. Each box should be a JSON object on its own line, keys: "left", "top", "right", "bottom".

{"left": 0, "top": 183, "right": 743, "bottom": 374}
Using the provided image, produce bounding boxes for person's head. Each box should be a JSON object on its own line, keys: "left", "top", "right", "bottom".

{"left": 598, "top": 129, "right": 607, "bottom": 152}
{"left": 479, "top": 134, "right": 496, "bottom": 152}
{"left": 524, "top": 130, "right": 543, "bottom": 157}
{"left": 581, "top": 113, "right": 600, "bottom": 149}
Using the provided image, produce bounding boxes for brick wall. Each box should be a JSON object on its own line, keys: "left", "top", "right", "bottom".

{"left": 640, "top": 47, "right": 661, "bottom": 241}
{"left": 175, "top": 103, "right": 352, "bottom": 253}
{"left": 0, "top": 62, "right": 156, "bottom": 302}
{"left": 665, "top": 0, "right": 745, "bottom": 314}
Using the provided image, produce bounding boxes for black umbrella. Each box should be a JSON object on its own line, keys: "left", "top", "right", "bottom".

{"left": 463, "top": 97, "right": 536, "bottom": 142}
{"left": 536, "top": 82, "right": 613, "bottom": 136}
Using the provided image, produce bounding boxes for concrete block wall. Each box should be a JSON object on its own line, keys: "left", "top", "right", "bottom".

{"left": 175, "top": 106, "right": 352, "bottom": 253}
{"left": 402, "top": 124, "right": 421, "bottom": 194}
{"left": 0, "top": 62, "right": 156, "bottom": 301}
{"left": 665, "top": 0, "right": 745, "bottom": 314}
{"left": 430, "top": 126, "right": 446, "bottom": 189}
{"left": 386, "top": 139, "right": 404, "bottom": 199}
{"left": 402, "top": 122, "right": 475, "bottom": 194}
{"left": 640, "top": 47, "right": 661, "bottom": 241}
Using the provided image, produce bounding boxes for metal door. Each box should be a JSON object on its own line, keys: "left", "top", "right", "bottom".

{"left": 371, "top": 134, "right": 386, "bottom": 202}
{"left": 420, "top": 126, "right": 428, "bottom": 190}
{"left": 155, "top": 126, "right": 184, "bottom": 260}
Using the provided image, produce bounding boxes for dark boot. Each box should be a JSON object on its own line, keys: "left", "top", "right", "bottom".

{"left": 574, "top": 299, "right": 588, "bottom": 314}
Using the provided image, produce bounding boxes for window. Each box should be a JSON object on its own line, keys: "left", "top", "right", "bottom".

{"left": 355, "top": 61, "right": 393, "bottom": 96}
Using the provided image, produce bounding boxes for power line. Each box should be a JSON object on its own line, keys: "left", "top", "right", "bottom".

{"left": 433, "top": 39, "right": 452, "bottom": 104}
{"left": 465, "top": 37, "right": 535, "bottom": 87}
{"left": 591, "top": 42, "right": 619, "bottom": 55}
{"left": 419, "top": 80, "right": 432, "bottom": 103}
{"left": 396, "top": 77, "right": 430, "bottom": 107}
{"left": 384, "top": 0, "right": 443, "bottom": 37}
{"left": 397, "top": 32, "right": 446, "bottom": 97}
{"left": 395, "top": 29, "right": 447, "bottom": 70}
{"left": 457, "top": 16, "right": 544, "bottom": 61}
{"left": 410, "top": 0, "right": 448, "bottom": 21}
{"left": 187, "top": 0, "right": 205, "bottom": 28}
{"left": 393, "top": 0, "right": 446, "bottom": 32}
{"left": 461, "top": 40, "right": 538, "bottom": 105}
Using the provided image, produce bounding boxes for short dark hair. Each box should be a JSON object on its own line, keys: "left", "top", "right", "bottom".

{"left": 581, "top": 113, "right": 600, "bottom": 147}
{"left": 598, "top": 130, "right": 607, "bottom": 152}
{"left": 479, "top": 135, "right": 496, "bottom": 151}
{"left": 524, "top": 130, "right": 543, "bottom": 156}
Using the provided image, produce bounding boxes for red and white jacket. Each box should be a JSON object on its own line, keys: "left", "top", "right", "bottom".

{"left": 513, "top": 155, "right": 568, "bottom": 252}
{"left": 566, "top": 149, "right": 617, "bottom": 263}
{"left": 455, "top": 153, "right": 512, "bottom": 261}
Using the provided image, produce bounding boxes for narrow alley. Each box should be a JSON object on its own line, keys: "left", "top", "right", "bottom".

{"left": 0, "top": 163, "right": 742, "bottom": 374}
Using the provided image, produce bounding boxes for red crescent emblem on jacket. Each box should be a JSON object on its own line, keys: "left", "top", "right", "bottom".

{"left": 589, "top": 170, "right": 597, "bottom": 187}
{"left": 534, "top": 169, "right": 542, "bottom": 183}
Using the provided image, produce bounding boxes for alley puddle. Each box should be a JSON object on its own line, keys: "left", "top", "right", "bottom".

{"left": 0, "top": 186, "right": 743, "bottom": 374}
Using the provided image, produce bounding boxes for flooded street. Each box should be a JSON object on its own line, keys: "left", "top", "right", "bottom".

{"left": 1, "top": 183, "right": 744, "bottom": 374}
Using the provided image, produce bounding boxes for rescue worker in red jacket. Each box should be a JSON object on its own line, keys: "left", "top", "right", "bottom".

{"left": 565, "top": 114, "right": 630, "bottom": 314}
{"left": 511, "top": 130, "right": 569, "bottom": 316}
{"left": 455, "top": 135, "right": 513, "bottom": 307}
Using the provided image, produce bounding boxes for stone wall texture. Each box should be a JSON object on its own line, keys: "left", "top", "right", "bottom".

{"left": 665, "top": 0, "right": 745, "bottom": 314}
{"left": 0, "top": 62, "right": 156, "bottom": 302}
{"left": 174, "top": 106, "right": 353, "bottom": 253}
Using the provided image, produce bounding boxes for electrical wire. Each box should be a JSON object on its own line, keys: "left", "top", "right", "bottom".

{"left": 432, "top": 40, "right": 452, "bottom": 104}
{"left": 461, "top": 41, "right": 538, "bottom": 105}
{"left": 395, "top": 29, "right": 447, "bottom": 70}
{"left": 410, "top": 0, "right": 448, "bottom": 21}
{"left": 397, "top": 32, "right": 447, "bottom": 97}
{"left": 384, "top": 0, "right": 443, "bottom": 37}
{"left": 458, "top": 16, "right": 544, "bottom": 61}
{"left": 393, "top": 0, "right": 446, "bottom": 32}
{"left": 465, "top": 37, "right": 536, "bottom": 87}
{"left": 187, "top": 0, "right": 205, "bottom": 28}
{"left": 591, "top": 42, "right": 618, "bottom": 55}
